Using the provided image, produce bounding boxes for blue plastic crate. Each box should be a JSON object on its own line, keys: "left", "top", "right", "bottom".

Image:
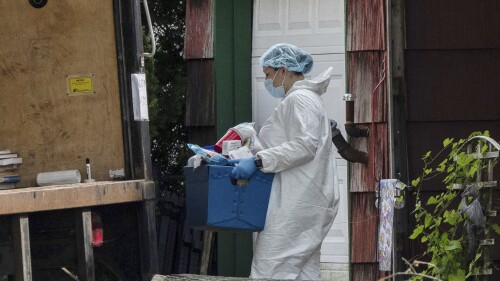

{"left": 184, "top": 165, "right": 274, "bottom": 232}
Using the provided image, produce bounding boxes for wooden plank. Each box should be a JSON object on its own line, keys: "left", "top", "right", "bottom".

{"left": 199, "top": 231, "right": 213, "bottom": 275}
{"left": 350, "top": 192, "right": 378, "bottom": 262}
{"left": 406, "top": 49, "right": 500, "bottom": 122}
{"left": 351, "top": 263, "right": 378, "bottom": 281}
{"left": 347, "top": 51, "right": 387, "bottom": 124}
{"left": 76, "top": 209, "right": 95, "bottom": 281}
{"left": 166, "top": 202, "right": 181, "bottom": 274}
{"left": 388, "top": 0, "right": 410, "bottom": 276}
{"left": 406, "top": 0, "right": 500, "bottom": 50}
{"left": 12, "top": 214, "right": 32, "bottom": 281}
{"left": 151, "top": 274, "right": 292, "bottom": 280}
{"left": 184, "top": 0, "right": 214, "bottom": 59}
{"left": 349, "top": 123, "right": 388, "bottom": 192}
{"left": 138, "top": 199, "right": 159, "bottom": 281}
{"left": 0, "top": 180, "right": 155, "bottom": 215}
{"left": 158, "top": 215, "right": 170, "bottom": 273}
{"left": 0, "top": 0, "right": 125, "bottom": 187}
{"left": 185, "top": 60, "right": 215, "bottom": 127}
{"left": 346, "top": 0, "right": 385, "bottom": 51}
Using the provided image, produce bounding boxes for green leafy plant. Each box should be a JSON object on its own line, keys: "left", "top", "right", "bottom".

{"left": 408, "top": 131, "right": 500, "bottom": 281}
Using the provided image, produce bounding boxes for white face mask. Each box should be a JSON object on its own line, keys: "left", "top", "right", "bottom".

{"left": 264, "top": 70, "right": 286, "bottom": 99}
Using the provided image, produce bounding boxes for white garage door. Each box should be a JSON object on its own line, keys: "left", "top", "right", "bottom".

{"left": 251, "top": 0, "right": 349, "bottom": 264}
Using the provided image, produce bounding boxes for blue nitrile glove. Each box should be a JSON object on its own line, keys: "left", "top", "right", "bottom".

{"left": 229, "top": 157, "right": 257, "bottom": 180}
{"left": 208, "top": 154, "right": 229, "bottom": 166}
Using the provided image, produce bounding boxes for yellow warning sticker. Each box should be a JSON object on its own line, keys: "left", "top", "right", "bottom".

{"left": 66, "top": 74, "right": 95, "bottom": 95}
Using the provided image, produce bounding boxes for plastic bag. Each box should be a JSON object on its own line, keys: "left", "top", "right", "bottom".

{"left": 187, "top": 144, "right": 229, "bottom": 166}
{"left": 233, "top": 122, "right": 257, "bottom": 140}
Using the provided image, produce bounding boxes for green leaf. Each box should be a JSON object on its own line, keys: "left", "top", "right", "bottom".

{"left": 424, "top": 213, "right": 432, "bottom": 227}
{"left": 443, "top": 138, "right": 454, "bottom": 147}
{"left": 448, "top": 269, "right": 465, "bottom": 281}
{"left": 444, "top": 240, "right": 461, "bottom": 251}
{"left": 410, "top": 225, "right": 424, "bottom": 239}
{"left": 447, "top": 165, "right": 454, "bottom": 172}
{"left": 492, "top": 224, "right": 500, "bottom": 235}
{"left": 412, "top": 178, "right": 421, "bottom": 187}
{"left": 427, "top": 196, "right": 438, "bottom": 205}
{"left": 444, "top": 210, "right": 459, "bottom": 225}
{"left": 481, "top": 143, "right": 488, "bottom": 153}
{"left": 441, "top": 232, "right": 449, "bottom": 242}
{"left": 436, "top": 161, "right": 446, "bottom": 172}
{"left": 468, "top": 162, "right": 479, "bottom": 177}
{"left": 422, "top": 151, "right": 432, "bottom": 160}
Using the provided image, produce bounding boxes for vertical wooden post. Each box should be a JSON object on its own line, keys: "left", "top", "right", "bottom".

{"left": 76, "top": 209, "right": 95, "bottom": 281}
{"left": 12, "top": 214, "right": 32, "bottom": 281}
{"left": 483, "top": 142, "right": 494, "bottom": 280}
{"left": 199, "top": 231, "right": 213, "bottom": 275}
{"left": 138, "top": 199, "right": 159, "bottom": 281}
{"left": 388, "top": 0, "right": 410, "bottom": 277}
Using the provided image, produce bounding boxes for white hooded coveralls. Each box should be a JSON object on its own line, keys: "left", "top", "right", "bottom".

{"left": 251, "top": 67, "right": 340, "bottom": 280}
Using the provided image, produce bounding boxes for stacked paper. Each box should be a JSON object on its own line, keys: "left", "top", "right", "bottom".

{"left": 0, "top": 150, "right": 22, "bottom": 189}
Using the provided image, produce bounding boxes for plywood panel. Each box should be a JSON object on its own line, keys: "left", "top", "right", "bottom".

{"left": 350, "top": 192, "right": 378, "bottom": 262}
{"left": 184, "top": 0, "right": 214, "bottom": 59}
{"left": 0, "top": 1, "right": 124, "bottom": 186}
{"left": 406, "top": 0, "right": 500, "bottom": 50}
{"left": 406, "top": 49, "right": 500, "bottom": 122}
{"left": 346, "top": 0, "right": 385, "bottom": 51}
{"left": 347, "top": 51, "right": 387, "bottom": 124}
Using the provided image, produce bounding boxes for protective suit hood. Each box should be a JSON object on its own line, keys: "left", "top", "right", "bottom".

{"left": 288, "top": 67, "right": 333, "bottom": 96}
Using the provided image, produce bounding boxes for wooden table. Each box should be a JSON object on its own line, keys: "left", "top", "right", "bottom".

{"left": 152, "top": 274, "right": 298, "bottom": 281}
{"left": 0, "top": 180, "right": 155, "bottom": 281}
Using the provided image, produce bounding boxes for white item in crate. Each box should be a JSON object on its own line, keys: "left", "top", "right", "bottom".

{"left": 36, "top": 170, "right": 82, "bottom": 186}
{"left": 228, "top": 146, "right": 254, "bottom": 160}
{"left": 222, "top": 140, "right": 242, "bottom": 155}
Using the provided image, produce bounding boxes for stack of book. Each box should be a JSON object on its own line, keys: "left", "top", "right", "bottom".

{"left": 0, "top": 150, "right": 22, "bottom": 190}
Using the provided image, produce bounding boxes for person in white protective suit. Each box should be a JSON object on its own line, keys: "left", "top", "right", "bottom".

{"left": 230, "top": 43, "right": 340, "bottom": 280}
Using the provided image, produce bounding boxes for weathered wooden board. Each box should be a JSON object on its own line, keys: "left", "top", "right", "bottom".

{"left": 346, "top": 0, "right": 385, "bottom": 51}
{"left": 0, "top": 0, "right": 124, "bottom": 187}
{"left": 0, "top": 180, "right": 155, "bottom": 215}
{"left": 184, "top": 0, "right": 214, "bottom": 59}
{"left": 185, "top": 60, "right": 215, "bottom": 127}
{"left": 351, "top": 263, "right": 378, "bottom": 281}
{"left": 350, "top": 192, "right": 378, "bottom": 263}
{"left": 349, "top": 123, "right": 388, "bottom": 193}
{"left": 347, "top": 51, "right": 387, "bottom": 124}
{"left": 12, "top": 215, "right": 32, "bottom": 280}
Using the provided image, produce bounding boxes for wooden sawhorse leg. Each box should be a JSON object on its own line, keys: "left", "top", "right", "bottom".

{"left": 12, "top": 214, "right": 31, "bottom": 281}
{"left": 76, "top": 209, "right": 95, "bottom": 281}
